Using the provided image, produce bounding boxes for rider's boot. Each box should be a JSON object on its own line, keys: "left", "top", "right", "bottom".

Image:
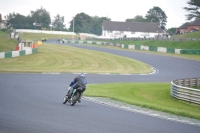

{"left": 78, "top": 93, "right": 82, "bottom": 103}
{"left": 78, "top": 99, "right": 81, "bottom": 103}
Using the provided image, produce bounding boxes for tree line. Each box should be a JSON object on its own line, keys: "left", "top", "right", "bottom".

{"left": 0, "top": 0, "right": 199, "bottom": 35}
{"left": 126, "top": 6, "right": 167, "bottom": 30}
{"left": 1, "top": 6, "right": 168, "bottom": 35}
{"left": 0, "top": 7, "right": 110, "bottom": 35}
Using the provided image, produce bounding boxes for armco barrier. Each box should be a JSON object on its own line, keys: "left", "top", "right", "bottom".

{"left": 128, "top": 45, "right": 135, "bottom": 49}
{"left": 0, "top": 48, "right": 38, "bottom": 59}
{"left": 141, "top": 45, "right": 149, "bottom": 51}
{"left": 124, "top": 44, "right": 128, "bottom": 49}
{"left": 167, "top": 48, "right": 175, "bottom": 54}
{"left": 25, "top": 49, "right": 32, "bottom": 55}
{"left": 12, "top": 51, "right": 20, "bottom": 57}
{"left": 157, "top": 47, "right": 167, "bottom": 53}
{"left": 5, "top": 52, "right": 12, "bottom": 58}
{"left": 171, "top": 78, "right": 200, "bottom": 104}
{"left": 116, "top": 43, "right": 121, "bottom": 47}
{"left": 0, "top": 52, "right": 5, "bottom": 58}
{"left": 180, "top": 49, "right": 200, "bottom": 55}
{"left": 135, "top": 44, "right": 141, "bottom": 50}
{"left": 96, "top": 42, "right": 101, "bottom": 45}
{"left": 20, "top": 50, "right": 25, "bottom": 56}
{"left": 32, "top": 48, "right": 38, "bottom": 54}
{"left": 149, "top": 46, "right": 157, "bottom": 51}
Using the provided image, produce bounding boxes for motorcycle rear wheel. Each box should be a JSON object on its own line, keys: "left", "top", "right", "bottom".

{"left": 70, "top": 92, "right": 80, "bottom": 106}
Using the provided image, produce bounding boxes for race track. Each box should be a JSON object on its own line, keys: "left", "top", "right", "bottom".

{"left": 0, "top": 41, "right": 200, "bottom": 133}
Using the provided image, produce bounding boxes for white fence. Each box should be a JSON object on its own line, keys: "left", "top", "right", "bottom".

{"left": 16, "top": 29, "right": 76, "bottom": 35}
{"left": 171, "top": 78, "right": 200, "bottom": 104}
{"left": 79, "top": 33, "right": 98, "bottom": 38}
{"left": 16, "top": 29, "right": 99, "bottom": 38}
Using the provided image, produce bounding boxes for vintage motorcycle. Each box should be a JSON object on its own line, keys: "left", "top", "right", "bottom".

{"left": 63, "top": 86, "right": 83, "bottom": 106}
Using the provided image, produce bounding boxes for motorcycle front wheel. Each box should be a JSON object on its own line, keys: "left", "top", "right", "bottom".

{"left": 63, "top": 96, "right": 68, "bottom": 104}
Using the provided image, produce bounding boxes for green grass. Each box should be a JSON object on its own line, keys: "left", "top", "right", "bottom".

{"left": 0, "top": 43, "right": 152, "bottom": 74}
{"left": 109, "top": 40, "right": 200, "bottom": 50}
{"left": 172, "top": 31, "right": 200, "bottom": 38}
{"left": 0, "top": 31, "right": 18, "bottom": 52}
{"left": 19, "top": 32, "right": 77, "bottom": 41}
{"left": 85, "top": 82, "right": 200, "bottom": 120}
{"left": 193, "top": 86, "right": 200, "bottom": 90}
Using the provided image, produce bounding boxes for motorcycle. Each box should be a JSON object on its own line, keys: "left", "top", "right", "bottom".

{"left": 63, "top": 86, "right": 83, "bottom": 106}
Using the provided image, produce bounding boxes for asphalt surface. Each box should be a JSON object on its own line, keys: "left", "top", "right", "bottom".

{"left": 52, "top": 40, "right": 200, "bottom": 81}
{"left": 0, "top": 41, "right": 200, "bottom": 133}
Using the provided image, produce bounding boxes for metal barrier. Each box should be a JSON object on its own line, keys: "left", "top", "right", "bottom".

{"left": 171, "top": 78, "right": 200, "bottom": 104}
{"left": 89, "top": 37, "right": 200, "bottom": 41}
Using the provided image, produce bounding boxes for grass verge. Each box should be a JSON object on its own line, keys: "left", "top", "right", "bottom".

{"left": 0, "top": 43, "right": 152, "bottom": 74}
{"left": 172, "top": 31, "right": 200, "bottom": 38}
{"left": 193, "top": 86, "right": 200, "bottom": 90}
{"left": 0, "top": 31, "right": 18, "bottom": 52}
{"left": 85, "top": 82, "right": 200, "bottom": 120}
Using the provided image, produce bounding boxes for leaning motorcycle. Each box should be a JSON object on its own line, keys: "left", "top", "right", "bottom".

{"left": 63, "top": 86, "right": 82, "bottom": 106}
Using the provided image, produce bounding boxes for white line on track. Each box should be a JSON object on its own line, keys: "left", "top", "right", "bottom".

{"left": 83, "top": 97, "right": 200, "bottom": 127}
{"left": 42, "top": 72, "right": 60, "bottom": 74}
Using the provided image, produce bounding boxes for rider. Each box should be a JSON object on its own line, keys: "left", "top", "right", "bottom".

{"left": 66, "top": 73, "right": 87, "bottom": 103}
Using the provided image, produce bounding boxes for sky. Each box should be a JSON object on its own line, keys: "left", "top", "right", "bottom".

{"left": 0, "top": 0, "right": 191, "bottom": 29}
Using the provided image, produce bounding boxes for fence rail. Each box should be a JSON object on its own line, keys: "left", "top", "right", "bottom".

{"left": 90, "top": 37, "right": 200, "bottom": 41}
{"left": 171, "top": 78, "right": 200, "bottom": 104}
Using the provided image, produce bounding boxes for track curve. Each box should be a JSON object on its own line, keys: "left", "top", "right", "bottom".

{"left": 0, "top": 40, "right": 200, "bottom": 133}
{"left": 50, "top": 40, "right": 200, "bottom": 81}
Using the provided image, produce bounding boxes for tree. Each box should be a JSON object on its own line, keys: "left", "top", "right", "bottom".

{"left": 52, "top": 14, "right": 66, "bottom": 31}
{"left": 69, "top": 12, "right": 92, "bottom": 33}
{"left": 30, "top": 7, "right": 51, "bottom": 29}
{"left": 125, "top": 18, "right": 134, "bottom": 22}
{"left": 184, "top": 0, "right": 200, "bottom": 20}
{"left": 5, "top": 13, "right": 30, "bottom": 29}
{"left": 166, "top": 27, "right": 177, "bottom": 35}
{"left": 126, "top": 15, "right": 147, "bottom": 22}
{"left": 145, "top": 6, "right": 167, "bottom": 30}
{"left": 4, "top": 13, "right": 15, "bottom": 28}
{"left": 92, "top": 16, "right": 110, "bottom": 35}
{"left": 0, "top": 13, "right": 2, "bottom": 22}
{"left": 69, "top": 12, "right": 110, "bottom": 35}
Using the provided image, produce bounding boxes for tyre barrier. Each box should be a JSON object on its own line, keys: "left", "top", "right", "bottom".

{"left": 0, "top": 48, "right": 38, "bottom": 59}
{"left": 171, "top": 78, "right": 200, "bottom": 104}
{"left": 63, "top": 40, "right": 200, "bottom": 55}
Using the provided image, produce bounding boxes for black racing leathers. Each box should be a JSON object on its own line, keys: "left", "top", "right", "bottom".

{"left": 73, "top": 75, "right": 87, "bottom": 89}
{"left": 68, "top": 75, "right": 87, "bottom": 97}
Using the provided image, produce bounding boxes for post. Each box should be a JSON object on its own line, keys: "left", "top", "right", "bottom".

{"left": 189, "top": 78, "right": 192, "bottom": 87}
{"left": 196, "top": 78, "right": 200, "bottom": 87}
{"left": 177, "top": 79, "right": 181, "bottom": 85}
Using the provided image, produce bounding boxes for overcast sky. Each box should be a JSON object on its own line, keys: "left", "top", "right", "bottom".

{"left": 0, "top": 0, "right": 191, "bottom": 29}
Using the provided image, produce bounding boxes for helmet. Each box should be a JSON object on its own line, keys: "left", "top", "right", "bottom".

{"left": 79, "top": 73, "right": 85, "bottom": 78}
